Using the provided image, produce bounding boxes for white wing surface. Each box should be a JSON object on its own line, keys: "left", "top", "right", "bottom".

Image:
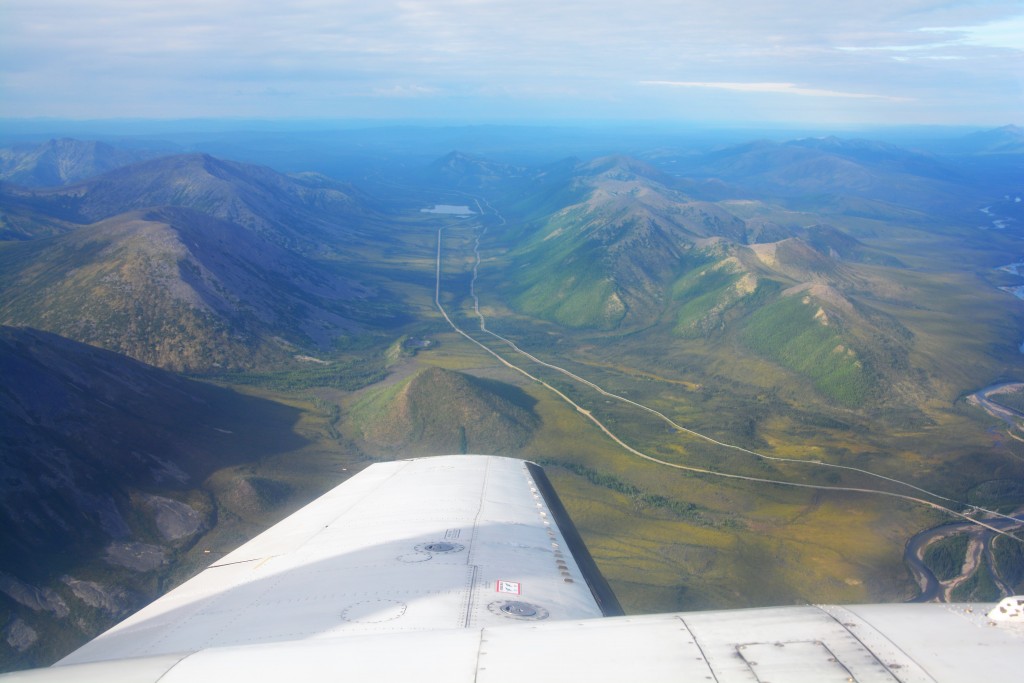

{"left": 2, "top": 454, "right": 1021, "bottom": 682}
{"left": 56, "top": 455, "right": 616, "bottom": 665}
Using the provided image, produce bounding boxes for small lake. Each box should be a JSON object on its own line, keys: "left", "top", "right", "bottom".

{"left": 421, "top": 204, "right": 475, "bottom": 216}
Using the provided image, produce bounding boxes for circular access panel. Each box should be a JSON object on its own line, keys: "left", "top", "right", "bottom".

{"left": 414, "top": 541, "right": 465, "bottom": 554}
{"left": 341, "top": 599, "right": 408, "bottom": 624}
{"left": 488, "top": 600, "right": 549, "bottom": 621}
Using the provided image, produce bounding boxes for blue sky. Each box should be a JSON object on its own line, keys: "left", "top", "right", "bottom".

{"left": 1, "top": 0, "right": 1021, "bottom": 126}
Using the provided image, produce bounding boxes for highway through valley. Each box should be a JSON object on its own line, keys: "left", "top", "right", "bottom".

{"left": 421, "top": 191, "right": 1024, "bottom": 600}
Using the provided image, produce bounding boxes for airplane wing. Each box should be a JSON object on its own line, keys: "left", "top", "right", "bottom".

{"left": 3, "top": 454, "right": 1021, "bottom": 682}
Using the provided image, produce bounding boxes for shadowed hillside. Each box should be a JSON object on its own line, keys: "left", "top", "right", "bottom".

{"left": 0, "top": 326, "right": 308, "bottom": 670}
{"left": 0, "top": 207, "right": 387, "bottom": 371}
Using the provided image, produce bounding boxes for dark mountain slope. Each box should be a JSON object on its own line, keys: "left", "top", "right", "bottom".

{"left": 0, "top": 326, "right": 307, "bottom": 669}
{"left": 0, "top": 207, "right": 388, "bottom": 371}
{"left": 0, "top": 192, "right": 77, "bottom": 241}
{"left": 0, "top": 326, "right": 306, "bottom": 569}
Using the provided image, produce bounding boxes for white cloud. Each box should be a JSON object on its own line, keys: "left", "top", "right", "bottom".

{"left": 371, "top": 84, "right": 441, "bottom": 97}
{"left": 0, "top": 1, "right": 1017, "bottom": 123}
{"left": 641, "top": 81, "right": 913, "bottom": 102}
{"left": 921, "top": 14, "right": 1024, "bottom": 51}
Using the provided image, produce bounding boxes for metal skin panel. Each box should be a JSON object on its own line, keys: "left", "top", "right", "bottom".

{"left": 681, "top": 606, "right": 903, "bottom": 681}
{"left": 9, "top": 607, "right": 1023, "bottom": 682}
{"left": 832, "top": 603, "right": 1024, "bottom": 683}
{"left": 737, "top": 641, "right": 866, "bottom": 682}
{"left": 3, "top": 455, "right": 1022, "bottom": 682}
{"left": 474, "top": 616, "right": 716, "bottom": 683}
{"left": 0, "top": 654, "right": 187, "bottom": 683}
{"left": 162, "top": 631, "right": 485, "bottom": 682}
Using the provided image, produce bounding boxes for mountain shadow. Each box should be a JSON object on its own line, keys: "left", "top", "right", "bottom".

{"left": 0, "top": 326, "right": 308, "bottom": 577}
{"left": 0, "top": 326, "right": 310, "bottom": 670}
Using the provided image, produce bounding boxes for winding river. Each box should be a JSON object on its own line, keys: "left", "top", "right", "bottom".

{"left": 904, "top": 383, "right": 1024, "bottom": 601}
{"left": 904, "top": 513, "right": 1024, "bottom": 602}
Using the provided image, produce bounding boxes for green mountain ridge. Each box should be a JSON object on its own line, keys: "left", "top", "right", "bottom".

{"left": 480, "top": 155, "right": 921, "bottom": 407}
{"left": 666, "top": 242, "right": 913, "bottom": 406}
{"left": 497, "top": 157, "right": 756, "bottom": 330}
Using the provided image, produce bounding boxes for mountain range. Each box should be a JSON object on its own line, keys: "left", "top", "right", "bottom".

{"left": 0, "top": 154, "right": 406, "bottom": 371}
{"left": 477, "top": 155, "right": 920, "bottom": 407}
{"left": 0, "top": 138, "right": 155, "bottom": 188}
{"left": 2, "top": 153, "right": 372, "bottom": 250}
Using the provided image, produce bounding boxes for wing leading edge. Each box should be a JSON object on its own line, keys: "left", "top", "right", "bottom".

{"left": 2, "top": 454, "right": 1021, "bottom": 682}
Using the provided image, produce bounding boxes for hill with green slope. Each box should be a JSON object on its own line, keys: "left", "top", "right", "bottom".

{"left": 349, "top": 367, "right": 540, "bottom": 454}
{"left": 495, "top": 156, "right": 758, "bottom": 330}
{"left": 662, "top": 239, "right": 913, "bottom": 406}
{"left": 740, "top": 290, "right": 874, "bottom": 406}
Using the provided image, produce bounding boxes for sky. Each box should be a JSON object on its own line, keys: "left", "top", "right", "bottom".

{"left": 1, "top": 0, "right": 1021, "bottom": 127}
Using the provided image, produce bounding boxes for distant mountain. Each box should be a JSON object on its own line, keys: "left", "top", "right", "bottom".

{"left": 0, "top": 326, "right": 306, "bottom": 669}
{"left": 0, "top": 206, "right": 390, "bottom": 371}
{"left": 427, "top": 150, "right": 528, "bottom": 189}
{"left": 786, "top": 136, "right": 955, "bottom": 175}
{"left": 672, "top": 137, "right": 979, "bottom": 218}
{"left": 4, "top": 153, "right": 375, "bottom": 253}
{"left": 0, "top": 138, "right": 152, "bottom": 187}
{"left": 950, "top": 125, "right": 1024, "bottom": 155}
{"left": 349, "top": 367, "right": 540, "bottom": 454}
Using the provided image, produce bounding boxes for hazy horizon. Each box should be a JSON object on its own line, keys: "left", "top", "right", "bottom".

{"left": 2, "top": 1, "right": 1021, "bottom": 127}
